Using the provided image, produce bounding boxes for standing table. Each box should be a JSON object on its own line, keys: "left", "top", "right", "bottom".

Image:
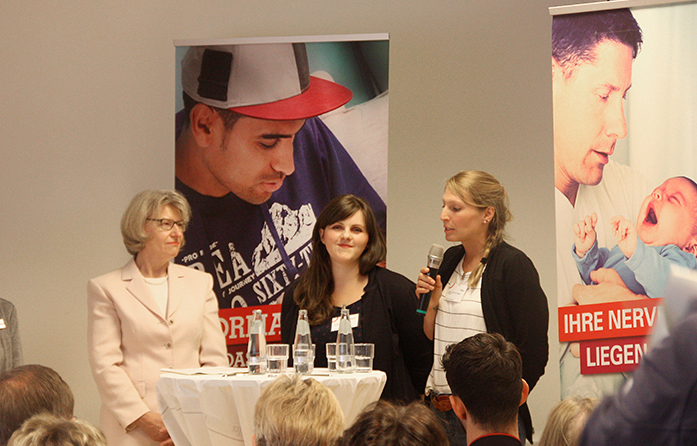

{"left": 157, "top": 367, "right": 386, "bottom": 446}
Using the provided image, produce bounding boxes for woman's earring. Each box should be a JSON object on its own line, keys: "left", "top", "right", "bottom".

{"left": 483, "top": 220, "right": 488, "bottom": 224}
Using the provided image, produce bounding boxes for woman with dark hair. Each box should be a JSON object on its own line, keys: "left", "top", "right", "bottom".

{"left": 417, "top": 171, "right": 548, "bottom": 445}
{"left": 281, "top": 194, "right": 432, "bottom": 402}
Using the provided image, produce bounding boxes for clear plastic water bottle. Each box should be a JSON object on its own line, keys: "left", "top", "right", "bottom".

{"left": 336, "top": 306, "right": 355, "bottom": 373}
{"left": 247, "top": 309, "right": 267, "bottom": 374}
{"left": 293, "top": 309, "right": 314, "bottom": 375}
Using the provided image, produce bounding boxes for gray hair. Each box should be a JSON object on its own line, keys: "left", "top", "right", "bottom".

{"left": 120, "top": 189, "right": 191, "bottom": 256}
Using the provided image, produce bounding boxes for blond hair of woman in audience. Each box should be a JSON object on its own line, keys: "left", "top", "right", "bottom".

{"left": 8, "top": 413, "right": 106, "bottom": 446}
{"left": 538, "top": 396, "right": 598, "bottom": 446}
{"left": 254, "top": 375, "right": 344, "bottom": 446}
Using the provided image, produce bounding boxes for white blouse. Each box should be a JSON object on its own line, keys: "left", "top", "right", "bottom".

{"left": 426, "top": 260, "right": 487, "bottom": 394}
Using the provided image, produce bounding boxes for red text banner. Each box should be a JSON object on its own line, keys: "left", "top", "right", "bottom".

{"left": 218, "top": 304, "right": 282, "bottom": 346}
{"left": 580, "top": 336, "right": 648, "bottom": 375}
{"left": 218, "top": 305, "right": 282, "bottom": 367}
{"left": 558, "top": 298, "right": 662, "bottom": 342}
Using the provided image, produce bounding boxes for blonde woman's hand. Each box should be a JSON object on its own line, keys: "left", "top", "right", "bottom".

{"left": 416, "top": 267, "right": 442, "bottom": 305}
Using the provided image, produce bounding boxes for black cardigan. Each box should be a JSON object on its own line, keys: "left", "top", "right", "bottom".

{"left": 439, "top": 242, "right": 549, "bottom": 444}
{"left": 281, "top": 266, "right": 433, "bottom": 403}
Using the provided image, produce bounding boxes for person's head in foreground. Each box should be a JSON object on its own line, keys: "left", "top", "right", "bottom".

{"left": 254, "top": 375, "right": 344, "bottom": 446}
{"left": 538, "top": 396, "right": 598, "bottom": 446}
{"left": 8, "top": 413, "right": 106, "bottom": 446}
{"left": 338, "top": 400, "right": 448, "bottom": 446}
{"left": 442, "top": 332, "right": 528, "bottom": 445}
{"left": 0, "top": 365, "right": 75, "bottom": 446}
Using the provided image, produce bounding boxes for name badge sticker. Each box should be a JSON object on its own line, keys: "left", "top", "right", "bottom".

{"left": 443, "top": 281, "right": 468, "bottom": 303}
{"left": 0, "top": 319, "right": 6, "bottom": 329}
{"left": 330, "top": 313, "right": 360, "bottom": 332}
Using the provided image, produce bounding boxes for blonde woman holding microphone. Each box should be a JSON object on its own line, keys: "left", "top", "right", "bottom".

{"left": 417, "top": 171, "right": 548, "bottom": 445}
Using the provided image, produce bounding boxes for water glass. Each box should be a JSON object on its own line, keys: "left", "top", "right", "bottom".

{"left": 354, "top": 343, "right": 374, "bottom": 372}
{"left": 247, "top": 355, "right": 267, "bottom": 375}
{"left": 294, "top": 344, "right": 316, "bottom": 375}
{"left": 326, "top": 343, "right": 338, "bottom": 372}
{"left": 266, "top": 344, "right": 289, "bottom": 374}
{"left": 336, "top": 342, "right": 355, "bottom": 373}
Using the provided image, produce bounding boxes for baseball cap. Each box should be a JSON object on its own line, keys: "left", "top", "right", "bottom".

{"left": 181, "top": 42, "right": 353, "bottom": 120}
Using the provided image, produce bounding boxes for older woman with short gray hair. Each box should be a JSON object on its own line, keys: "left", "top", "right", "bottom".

{"left": 87, "top": 189, "right": 227, "bottom": 446}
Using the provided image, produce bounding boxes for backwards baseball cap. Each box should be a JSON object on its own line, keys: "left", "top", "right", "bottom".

{"left": 181, "top": 42, "right": 353, "bottom": 121}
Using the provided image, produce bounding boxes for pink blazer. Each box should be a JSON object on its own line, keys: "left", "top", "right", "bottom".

{"left": 87, "top": 258, "right": 227, "bottom": 446}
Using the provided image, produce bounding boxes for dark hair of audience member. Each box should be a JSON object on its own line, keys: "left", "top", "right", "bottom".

{"left": 338, "top": 400, "right": 448, "bottom": 446}
{"left": 442, "top": 332, "right": 522, "bottom": 433}
{"left": 0, "top": 365, "right": 75, "bottom": 446}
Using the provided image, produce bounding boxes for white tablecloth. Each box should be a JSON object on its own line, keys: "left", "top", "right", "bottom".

{"left": 157, "top": 367, "right": 386, "bottom": 446}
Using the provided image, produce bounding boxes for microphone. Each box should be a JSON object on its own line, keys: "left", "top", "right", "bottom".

{"left": 417, "top": 244, "right": 445, "bottom": 314}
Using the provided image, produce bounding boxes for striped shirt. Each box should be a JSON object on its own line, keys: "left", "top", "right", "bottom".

{"left": 426, "top": 260, "right": 487, "bottom": 394}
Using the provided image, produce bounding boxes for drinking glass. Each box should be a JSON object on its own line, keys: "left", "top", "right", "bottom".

{"left": 266, "top": 344, "right": 289, "bottom": 374}
{"left": 326, "top": 343, "right": 338, "bottom": 372}
{"left": 336, "top": 342, "right": 355, "bottom": 373}
{"left": 354, "top": 343, "right": 374, "bottom": 372}
{"left": 294, "top": 344, "right": 316, "bottom": 375}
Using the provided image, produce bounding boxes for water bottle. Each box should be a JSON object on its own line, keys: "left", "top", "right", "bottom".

{"left": 247, "top": 309, "right": 267, "bottom": 374}
{"left": 336, "top": 306, "right": 355, "bottom": 373}
{"left": 293, "top": 309, "right": 314, "bottom": 375}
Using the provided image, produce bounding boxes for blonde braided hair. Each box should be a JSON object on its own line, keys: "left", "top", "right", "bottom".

{"left": 445, "top": 171, "right": 512, "bottom": 287}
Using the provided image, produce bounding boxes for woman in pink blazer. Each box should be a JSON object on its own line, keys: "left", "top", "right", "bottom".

{"left": 87, "top": 190, "right": 227, "bottom": 446}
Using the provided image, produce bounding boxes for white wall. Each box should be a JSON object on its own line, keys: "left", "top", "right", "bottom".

{"left": 0, "top": 0, "right": 578, "bottom": 437}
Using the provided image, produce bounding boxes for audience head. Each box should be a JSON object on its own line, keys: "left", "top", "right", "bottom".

{"left": 538, "top": 396, "right": 598, "bottom": 446}
{"left": 120, "top": 189, "right": 191, "bottom": 256}
{"left": 0, "top": 365, "right": 75, "bottom": 446}
{"left": 339, "top": 400, "right": 448, "bottom": 446}
{"left": 442, "top": 333, "right": 527, "bottom": 434}
{"left": 254, "top": 375, "right": 344, "bottom": 446}
{"left": 8, "top": 414, "right": 106, "bottom": 446}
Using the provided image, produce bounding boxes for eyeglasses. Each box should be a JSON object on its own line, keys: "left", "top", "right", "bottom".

{"left": 146, "top": 218, "right": 188, "bottom": 231}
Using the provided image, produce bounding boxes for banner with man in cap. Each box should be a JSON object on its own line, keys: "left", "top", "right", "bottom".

{"left": 174, "top": 38, "right": 388, "bottom": 364}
